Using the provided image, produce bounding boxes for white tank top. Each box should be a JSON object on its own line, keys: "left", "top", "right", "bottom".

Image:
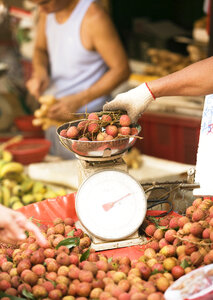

{"left": 46, "top": 0, "right": 109, "bottom": 113}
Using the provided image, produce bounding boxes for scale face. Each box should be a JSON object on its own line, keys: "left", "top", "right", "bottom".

{"left": 76, "top": 170, "right": 147, "bottom": 241}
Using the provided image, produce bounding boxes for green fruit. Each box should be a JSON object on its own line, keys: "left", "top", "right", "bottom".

{"left": 56, "top": 188, "right": 67, "bottom": 196}
{"left": 34, "top": 193, "right": 44, "bottom": 202}
{"left": 44, "top": 191, "right": 57, "bottom": 199}
{"left": 2, "top": 150, "right": 13, "bottom": 162}
{"left": 12, "top": 201, "right": 24, "bottom": 210}
{"left": 9, "top": 196, "right": 21, "bottom": 208}
{"left": 21, "top": 179, "right": 34, "bottom": 193}
{"left": 32, "top": 182, "right": 47, "bottom": 194}
{"left": 2, "top": 186, "right": 11, "bottom": 207}
{"left": 22, "top": 194, "right": 35, "bottom": 205}
{"left": 0, "top": 162, "right": 24, "bottom": 178}
{"left": 2, "top": 179, "right": 17, "bottom": 189}
{"left": 12, "top": 185, "right": 23, "bottom": 196}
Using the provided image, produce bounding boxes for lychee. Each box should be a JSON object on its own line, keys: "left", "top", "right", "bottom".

{"left": 118, "top": 127, "right": 131, "bottom": 136}
{"left": 101, "top": 114, "right": 112, "bottom": 123}
{"left": 88, "top": 113, "right": 99, "bottom": 120}
{"left": 67, "top": 126, "right": 79, "bottom": 139}
{"left": 178, "top": 216, "right": 190, "bottom": 228}
{"left": 32, "top": 264, "right": 46, "bottom": 276}
{"left": 77, "top": 121, "right": 89, "bottom": 132}
{"left": 171, "top": 266, "right": 185, "bottom": 279}
{"left": 105, "top": 125, "right": 118, "bottom": 137}
{"left": 164, "top": 229, "right": 176, "bottom": 243}
{"left": 88, "top": 121, "right": 99, "bottom": 133}
{"left": 145, "top": 224, "right": 156, "bottom": 237}
{"left": 56, "top": 252, "right": 70, "bottom": 266}
{"left": 130, "top": 127, "right": 138, "bottom": 135}
{"left": 32, "top": 285, "right": 48, "bottom": 298}
{"left": 119, "top": 115, "right": 131, "bottom": 127}
{"left": 60, "top": 129, "right": 67, "bottom": 138}
{"left": 192, "top": 208, "right": 205, "bottom": 222}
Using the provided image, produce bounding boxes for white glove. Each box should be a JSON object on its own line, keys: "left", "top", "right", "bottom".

{"left": 104, "top": 83, "right": 155, "bottom": 123}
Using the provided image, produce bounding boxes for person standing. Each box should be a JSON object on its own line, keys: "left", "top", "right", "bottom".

{"left": 27, "top": 0, "right": 130, "bottom": 158}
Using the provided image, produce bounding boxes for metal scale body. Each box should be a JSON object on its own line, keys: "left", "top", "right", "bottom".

{"left": 57, "top": 119, "right": 147, "bottom": 250}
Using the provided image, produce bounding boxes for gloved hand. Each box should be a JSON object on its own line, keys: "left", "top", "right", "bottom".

{"left": 103, "top": 83, "right": 155, "bottom": 123}
{"left": 0, "top": 205, "right": 48, "bottom": 247}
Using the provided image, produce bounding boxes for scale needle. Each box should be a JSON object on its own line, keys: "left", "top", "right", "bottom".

{"left": 102, "top": 193, "right": 132, "bottom": 211}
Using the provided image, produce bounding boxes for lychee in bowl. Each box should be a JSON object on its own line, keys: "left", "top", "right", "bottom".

{"left": 57, "top": 120, "right": 141, "bottom": 158}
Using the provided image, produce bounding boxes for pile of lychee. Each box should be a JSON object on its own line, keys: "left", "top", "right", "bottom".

{"left": 140, "top": 197, "right": 213, "bottom": 292}
{"left": 0, "top": 197, "right": 213, "bottom": 300}
{"left": 0, "top": 217, "right": 165, "bottom": 300}
{"left": 59, "top": 112, "right": 139, "bottom": 142}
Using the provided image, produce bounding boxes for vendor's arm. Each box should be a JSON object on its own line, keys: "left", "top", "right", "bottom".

{"left": 104, "top": 56, "right": 213, "bottom": 123}
{"left": 149, "top": 56, "right": 213, "bottom": 97}
{"left": 26, "top": 12, "right": 50, "bottom": 99}
{"left": 48, "top": 3, "right": 130, "bottom": 120}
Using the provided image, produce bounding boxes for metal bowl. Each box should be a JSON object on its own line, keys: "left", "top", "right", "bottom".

{"left": 57, "top": 120, "right": 141, "bottom": 158}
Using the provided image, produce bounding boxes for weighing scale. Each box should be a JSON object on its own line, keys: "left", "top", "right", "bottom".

{"left": 57, "top": 119, "right": 147, "bottom": 250}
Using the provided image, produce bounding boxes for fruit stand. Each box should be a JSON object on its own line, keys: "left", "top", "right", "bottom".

{"left": 0, "top": 112, "right": 213, "bottom": 300}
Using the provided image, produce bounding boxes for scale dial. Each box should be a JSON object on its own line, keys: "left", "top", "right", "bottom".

{"left": 76, "top": 170, "right": 147, "bottom": 241}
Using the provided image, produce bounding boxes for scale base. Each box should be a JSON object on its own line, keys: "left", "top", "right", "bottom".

{"left": 76, "top": 221, "right": 147, "bottom": 251}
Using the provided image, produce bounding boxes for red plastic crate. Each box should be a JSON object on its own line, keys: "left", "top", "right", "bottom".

{"left": 135, "top": 112, "right": 201, "bottom": 165}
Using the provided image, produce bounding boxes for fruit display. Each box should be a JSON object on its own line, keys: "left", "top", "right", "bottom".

{"left": 0, "top": 197, "right": 213, "bottom": 299}
{"left": 0, "top": 217, "right": 165, "bottom": 300}
{"left": 0, "top": 150, "right": 67, "bottom": 209}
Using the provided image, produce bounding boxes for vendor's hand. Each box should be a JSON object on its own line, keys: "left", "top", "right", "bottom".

{"left": 26, "top": 72, "right": 50, "bottom": 99}
{"left": 47, "top": 95, "right": 82, "bottom": 121}
{"left": 0, "top": 205, "right": 48, "bottom": 247}
{"left": 103, "top": 83, "right": 155, "bottom": 123}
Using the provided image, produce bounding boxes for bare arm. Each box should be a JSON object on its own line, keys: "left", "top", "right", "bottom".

{"left": 104, "top": 57, "right": 213, "bottom": 123}
{"left": 32, "top": 12, "right": 49, "bottom": 77}
{"left": 149, "top": 56, "right": 213, "bottom": 98}
{"left": 26, "top": 12, "right": 50, "bottom": 99}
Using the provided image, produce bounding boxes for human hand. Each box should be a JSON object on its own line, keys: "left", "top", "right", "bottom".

{"left": 26, "top": 72, "right": 50, "bottom": 99}
{"left": 47, "top": 95, "right": 82, "bottom": 121}
{"left": 0, "top": 205, "right": 48, "bottom": 247}
{"left": 103, "top": 83, "right": 155, "bottom": 123}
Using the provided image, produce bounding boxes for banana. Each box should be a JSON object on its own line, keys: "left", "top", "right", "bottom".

{"left": 2, "top": 186, "right": 11, "bottom": 207}
{"left": 0, "top": 162, "right": 24, "bottom": 178}
{"left": 22, "top": 194, "right": 35, "bottom": 205}
{"left": 0, "top": 187, "right": 3, "bottom": 204}
{"left": 44, "top": 190, "right": 57, "bottom": 199}
{"left": 12, "top": 185, "right": 23, "bottom": 196}
{"left": 2, "top": 179, "right": 17, "bottom": 190}
{"left": 21, "top": 179, "right": 34, "bottom": 193}
{"left": 56, "top": 188, "right": 67, "bottom": 196}
{"left": 34, "top": 193, "right": 44, "bottom": 202}
{"left": 0, "top": 159, "right": 7, "bottom": 171}
{"left": 12, "top": 201, "right": 24, "bottom": 210}
{"left": 32, "top": 181, "right": 47, "bottom": 194}
{"left": 4, "top": 173, "right": 23, "bottom": 183}
{"left": 2, "top": 150, "right": 13, "bottom": 162}
{"left": 9, "top": 196, "right": 21, "bottom": 208}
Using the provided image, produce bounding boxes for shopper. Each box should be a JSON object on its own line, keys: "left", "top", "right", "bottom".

{"left": 104, "top": 56, "right": 213, "bottom": 122}
{"left": 0, "top": 204, "right": 48, "bottom": 246}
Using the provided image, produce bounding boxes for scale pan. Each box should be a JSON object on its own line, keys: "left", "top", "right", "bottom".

{"left": 57, "top": 119, "right": 141, "bottom": 158}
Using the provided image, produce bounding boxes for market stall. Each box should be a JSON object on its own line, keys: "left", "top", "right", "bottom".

{"left": 0, "top": 0, "right": 213, "bottom": 299}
